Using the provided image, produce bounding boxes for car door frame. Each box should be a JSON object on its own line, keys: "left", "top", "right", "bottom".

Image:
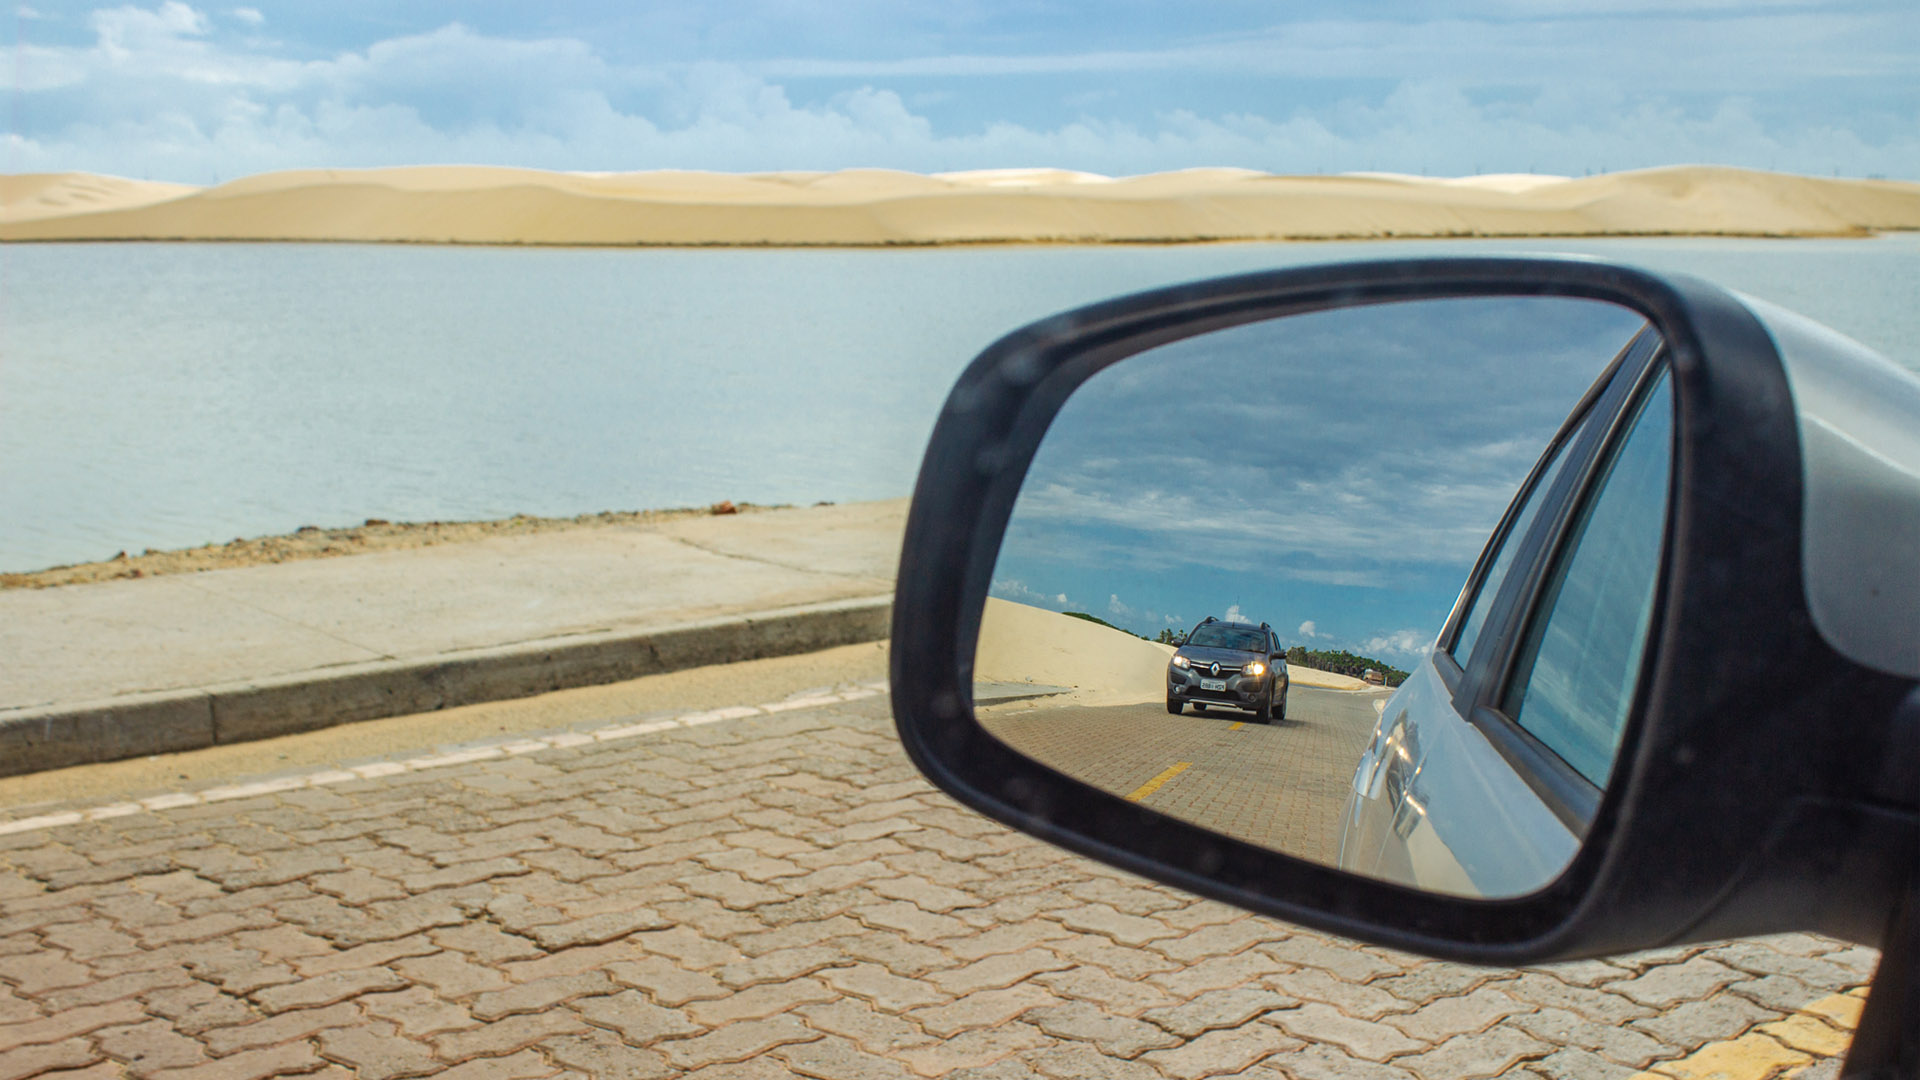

{"left": 1426, "top": 327, "right": 1670, "bottom": 836}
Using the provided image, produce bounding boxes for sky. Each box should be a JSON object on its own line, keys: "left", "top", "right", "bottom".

{"left": 6, "top": 1, "right": 1917, "bottom": 182}
{"left": 987, "top": 295, "right": 1651, "bottom": 666}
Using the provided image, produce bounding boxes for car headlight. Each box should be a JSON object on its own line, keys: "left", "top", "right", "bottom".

{"left": 1172, "top": 656, "right": 1190, "bottom": 669}
{"left": 1245, "top": 661, "right": 1266, "bottom": 677}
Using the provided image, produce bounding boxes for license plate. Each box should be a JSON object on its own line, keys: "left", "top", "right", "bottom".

{"left": 1201, "top": 678, "right": 1227, "bottom": 691}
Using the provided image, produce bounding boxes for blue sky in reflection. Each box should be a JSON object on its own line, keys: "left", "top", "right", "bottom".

{"left": 991, "top": 294, "right": 1649, "bottom": 663}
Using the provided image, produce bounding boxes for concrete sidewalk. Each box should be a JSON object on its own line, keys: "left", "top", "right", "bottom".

{"left": 0, "top": 500, "right": 907, "bottom": 776}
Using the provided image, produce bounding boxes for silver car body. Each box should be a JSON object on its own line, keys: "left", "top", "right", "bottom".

{"left": 1337, "top": 292, "right": 1920, "bottom": 897}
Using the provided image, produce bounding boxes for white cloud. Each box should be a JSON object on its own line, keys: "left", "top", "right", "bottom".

{"left": 1107, "top": 593, "right": 1132, "bottom": 618}
{"left": 989, "top": 578, "right": 1075, "bottom": 612}
{"left": 1298, "top": 620, "right": 1319, "bottom": 639}
{"left": 6, "top": 4, "right": 1915, "bottom": 181}
{"left": 991, "top": 577, "right": 1047, "bottom": 606}
{"left": 1223, "top": 605, "right": 1245, "bottom": 623}
{"left": 229, "top": 6, "right": 261, "bottom": 24}
{"left": 1364, "top": 629, "right": 1432, "bottom": 659}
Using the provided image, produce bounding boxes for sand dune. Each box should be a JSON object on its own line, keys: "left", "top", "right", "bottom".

{"left": 3, "top": 161, "right": 1920, "bottom": 245}
{"left": 4, "top": 164, "right": 1915, "bottom": 246}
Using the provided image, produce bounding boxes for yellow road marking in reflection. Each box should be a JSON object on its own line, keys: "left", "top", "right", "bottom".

{"left": 1126, "top": 762, "right": 1190, "bottom": 802}
{"left": 1229, "top": 722, "right": 1245, "bottom": 731}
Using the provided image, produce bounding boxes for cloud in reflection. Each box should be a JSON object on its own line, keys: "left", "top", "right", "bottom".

{"left": 992, "top": 292, "right": 1649, "bottom": 658}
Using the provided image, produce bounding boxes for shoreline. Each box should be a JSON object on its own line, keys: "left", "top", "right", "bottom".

{"left": 0, "top": 502, "right": 786, "bottom": 590}
{"left": 5, "top": 225, "right": 1915, "bottom": 249}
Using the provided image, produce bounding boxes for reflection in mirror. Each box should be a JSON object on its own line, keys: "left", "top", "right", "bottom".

{"left": 973, "top": 296, "right": 1662, "bottom": 899}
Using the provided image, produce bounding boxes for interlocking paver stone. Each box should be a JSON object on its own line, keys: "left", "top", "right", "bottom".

{"left": 1270, "top": 1002, "right": 1426, "bottom": 1061}
{"left": 1139, "top": 986, "right": 1296, "bottom": 1037}
{"left": 1604, "top": 957, "right": 1743, "bottom": 1008}
{"left": 928, "top": 950, "right": 1074, "bottom": 996}
{"left": 434, "top": 1011, "right": 592, "bottom": 1062}
{"left": 1510, "top": 1007, "right": 1675, "bottom": 1069}
{"left": 1052, "top": 904, "right": 1174, "bottom": 947}
{"left": 359, "top": 987, "right": 481, "bottom": 1039}
{"left": 774, "top": 1034, "right": 918, "bottom": 1080}
{"left": 1150, "top": 950, "right": 1294, "bottom": 998}
{"left": 1260, "top": 1043, "right": 1422, "bottom": 1080}
{"left": 795, "top": 999, "right": 935, "bottom": 1056}
{"left": 894, "top": 1022, "right": 1050, "bottom": 1077}
{"left": 1630, "top": 994, "right": 1781, "bottom": 1051}
{"left": 1138, "top": 1023, "right": 1303, "bottom": 1079}
{"left": 148, "top": 1041, "right": 322, "bottom": 1080}
{"left": 541, "top": 1027, "right": 672, "bottom": 1080}
{"left": 1385, "top": 986, "right": 1532, "bottom": 1042}
{"left": 684, "top": 977, "right": 838, "bottom": 1026}
{"left": 1024, "top": 1000, "right": 1182, "bottom": 1057}
{"left": 819, "top": 964, "right": 947, "bottom": 1011}
{"left": 657, "top": 1014, "right": 821, "bottom": 1070}
{"left": 1495, "top": 973, "right": 1655, "bottom": 1025}
{"left": 251, "top": 967, "right": 407, "bottom": 1013}
{"left": 0, "top": 999, "right": 148, "bottom": 1051}
{"left": 1022, "top": 1042, "right": 1164, "bottom": 1080}
{"left": 0, "top": 691, "right": 1870, "bottom": 1080}
{"left": 201, "top": 1002, "right": 363, "bottom": 1055}
{"left": 472, "top": 972, "right": 618, "bottom": 1020}
{"left": 907, "top": 984, "right": 1059, "bottom": 1038}
{"left": 315, "top": 1020, "right": 442, "bottom": 1080}
{"left": 0, "top": 1036, "right": 100, "bottom": 1080}
{"left": 1395, "top": 1027, "right": 1554, "bottom": 1080}
{"left": 1517, "top": 1046, "right": 1641, "bottom": 1080}
{"left": 1150, "top": 919, "right": 1286, "bottom": 964}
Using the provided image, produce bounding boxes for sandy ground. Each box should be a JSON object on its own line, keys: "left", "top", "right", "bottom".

{"left": 974, "top": 597, "right": 1370, "bottom": 701}
{"left": 5, "top": 165, "right": 1917, "bottom": 244}
{"left": 0, "top": 502, "right": 778, "bottom": 588}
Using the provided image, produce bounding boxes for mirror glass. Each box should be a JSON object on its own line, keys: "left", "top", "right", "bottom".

{"left": 973, "top": 295, "right": 1665, "bottom": 899}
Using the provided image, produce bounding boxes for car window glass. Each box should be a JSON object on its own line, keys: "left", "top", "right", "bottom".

{"left": 1450, "top": 405, "right": 1596, "bottom": 665}
{"left": 1186, "top": 625, "right": 1265, "bottom": 650}
{"left": 1503, "top": 370, "right": 1675, "bottom": 786}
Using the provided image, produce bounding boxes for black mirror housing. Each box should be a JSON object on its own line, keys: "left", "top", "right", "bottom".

{"left": 888, "top": 256, "right": 1919, "bottom": 969}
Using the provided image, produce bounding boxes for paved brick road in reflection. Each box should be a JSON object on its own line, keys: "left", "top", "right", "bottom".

{"left": 0, "top": 692, "right": 1876, "bottom": 1080}
{"left": 980, "top": 686, "right": 1383, "bottom": 861}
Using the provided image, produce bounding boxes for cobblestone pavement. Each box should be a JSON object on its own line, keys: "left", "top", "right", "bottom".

{"left": 0, "top": 687, "right": 1879, "bottom": 1080}
{"left": 981, "top": 687, "right": 1383, "bottom": 862}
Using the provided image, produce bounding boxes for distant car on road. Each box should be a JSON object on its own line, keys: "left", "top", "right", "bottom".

{"left": 1167, "top": 616, "right": 1289, "bottom": 722}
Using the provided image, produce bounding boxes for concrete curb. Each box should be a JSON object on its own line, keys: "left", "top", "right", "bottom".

{"left": 0, "top": 595, "right": 892, "bottom": 778}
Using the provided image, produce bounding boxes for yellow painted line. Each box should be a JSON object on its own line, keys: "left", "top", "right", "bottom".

{"left": 1126, "top": 762, "right": 1191, "bottom": 802}
{"left": 1629, "top": 991, "right": 1862, "bottom": 1080}
{"left": 1634, "top": 1032, "right": 1811, "bottom": 1080}
{"left": 1758, "top": 1014, "right": 1850, "bottom": 1057}
{"left": 1801, "top": 991, "right": 1865, "bottom": 1029}
{"left": 1229, "top": 722, "right": 1246, "bottom": 731}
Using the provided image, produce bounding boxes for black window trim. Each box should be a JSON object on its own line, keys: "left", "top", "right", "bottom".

{"left": 1448, "top": 330, "right": 1671, "bottom": 834}
{"left": 1432, "top": 327, "right": 1657, "bottom": 698}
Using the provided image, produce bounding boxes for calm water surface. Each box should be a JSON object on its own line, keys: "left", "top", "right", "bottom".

{"left": 3, "top": 235, "right": 1916, "bottom": 571}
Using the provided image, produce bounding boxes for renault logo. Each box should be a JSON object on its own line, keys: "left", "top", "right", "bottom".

{"left": 1209, "top": 662, "right": 1221, "bottom": 677}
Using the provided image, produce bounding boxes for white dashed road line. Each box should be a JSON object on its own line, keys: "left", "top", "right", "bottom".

{"left": 0, "top": 679, "right": 890, "bottom": 838}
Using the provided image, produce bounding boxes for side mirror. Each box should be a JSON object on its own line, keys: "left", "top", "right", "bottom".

{"left": 889, "top": 258, "right": 1920, "bottom": 1065}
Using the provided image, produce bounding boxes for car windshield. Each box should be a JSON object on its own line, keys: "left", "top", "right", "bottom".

{"left": 1186, "top": 624, "right": 1266, "bottom": 651}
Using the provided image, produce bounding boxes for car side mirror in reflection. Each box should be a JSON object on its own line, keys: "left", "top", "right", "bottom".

{"left": 889, "top": 257, "right": 1920, "bottom": 1075}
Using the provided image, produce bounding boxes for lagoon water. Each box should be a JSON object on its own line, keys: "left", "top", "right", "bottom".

{"left": 4, "top": 234, "right": 1917, "bottom": 572}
